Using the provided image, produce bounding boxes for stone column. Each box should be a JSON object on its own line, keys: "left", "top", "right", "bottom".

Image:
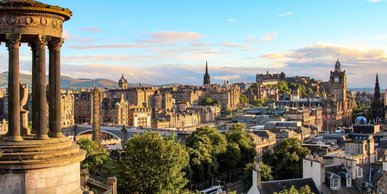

{"left": 6, "top": 33, "right": 23, "bottom": 141}
{"left": 92, "top": 87, "right": 102, "bottom": 146}
{"left": 48, "top": 38, "right": 64, "bottom": 138}
{"left": 33, "top": 35, "right": 50, "bottom": 140}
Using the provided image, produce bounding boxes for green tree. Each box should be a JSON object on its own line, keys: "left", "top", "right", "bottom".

{"left": 275, "top": 81, "right": 291, "bottom": 95}
{"left": 240, "top": 94, "right": 248, "bottom": 104}
{"left": 119, "top": 132, "right": 189, "bottom": 193}
{"left": 243, "top": 162, "right": 273, "bottom": 188}
{"left": 77, "top": 138, "right": 110, "bottom": 174}
{"left": 186, "top": 126, "right": 227, "bottom": 182}
{"left": 225, "top": 123, "right": 256, "bottom": 168}
{"left": 274, "top": 185, "right": 314, "bottom": 194}
{"left": 199, "top": 97, "right": 220, "bottom": 106}
{"left": 263, "top": 138, "right": 310, "bottom": 179}
{"left": 249, "top": 98, "right": 268, "bottom": 107}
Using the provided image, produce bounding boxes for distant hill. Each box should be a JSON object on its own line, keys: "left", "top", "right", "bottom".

{"left": 0, "top": 72, "right": 118, "bottom": 89}
{"left": 0, "top": 72, "right": 187, "bottom": 90}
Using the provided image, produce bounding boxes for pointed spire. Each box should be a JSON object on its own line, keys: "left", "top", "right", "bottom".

{"left": 374, "top": 73, "right": 381, "bottom": 99}
{"left": 205, "top": 60, "right": 208, "bottom": 74}
{"left": 203, "top": 61, "right": 210, "bottom": 85}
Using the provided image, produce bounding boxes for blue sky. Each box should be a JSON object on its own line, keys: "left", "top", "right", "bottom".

{"left": 2, "top": 0, "right": 387, "bottom": 87}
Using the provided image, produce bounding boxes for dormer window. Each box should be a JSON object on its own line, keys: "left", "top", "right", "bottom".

{"left": 356, "top": 167, "right": 363, "bottom": 178}
{"left": 346, "top": 175, "right": 351, "bottom": 187}
{"left": 330, "top": 178, "right": 341, "bottom": 190}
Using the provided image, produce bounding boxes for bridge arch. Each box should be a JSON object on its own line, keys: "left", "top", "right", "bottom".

{"left": 76, "top": 129, "right": 122, "bottom": 140}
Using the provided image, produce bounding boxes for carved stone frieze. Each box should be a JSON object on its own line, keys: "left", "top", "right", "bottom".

{"left": 0, "top": 14, "right": 64, "bottom": 38}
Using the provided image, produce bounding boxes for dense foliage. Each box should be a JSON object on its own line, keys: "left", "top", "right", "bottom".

{"left": 119, "top": 132, "right": 189, "bottom": 193}
{"left": 225, "top": 123, "right": 256, "bottom": 167}
{"left": 186, "top": 124, "right": 257, "bottom": 186}
{"left": 240, "top": 94, "right": 248, "bottom": 104}
{"left": 263, "top": 138, "right": 310, "bottom": 179}
{"left": 249, "top": 98, "right": 269, "bottom": 107}
{"left": 274, "top": 81, "right": 291, "bottom": 95}
{"left": 199, "top": 97, "right": 220, "bottom": 106}
{"left": 186, "top": 126, "right": 227, "bottom": 182}
{"left": 243, "top": 162, "right": 273, "bottom": 188}
{"left": 77, "top": 138, "right": 110, "bottom": 174}
{"left": 274, "top": 185, "right": 314, "bottom": 194}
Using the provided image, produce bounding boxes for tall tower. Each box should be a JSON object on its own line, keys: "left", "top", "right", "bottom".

{"left": 329, "top": 59, "right": 347, "bottom": 102}
{"left": 371, "top": 74, "right": 384, "bottom": 123}
{"left": 203, "top": 61, "right": 211, "bottom": 85}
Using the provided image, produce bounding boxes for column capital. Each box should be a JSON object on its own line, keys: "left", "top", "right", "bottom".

{"left": 5, "top": 33, "right": 21, "bottom": 48}
{"left": 36, "top": 35, "right": 50, "bottom": 49}
{"left": 48, "top": 37, "right": 64, "bottom": 51}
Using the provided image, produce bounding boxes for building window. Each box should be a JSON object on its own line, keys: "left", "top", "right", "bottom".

{"left": 377, "top": 187, "right": 384, "bottom": 194}
{"left": 346, "top": 176, "right": 351, "bottom": 187}
{"left": 356, "top": 167, "right": 363, "bottom": 178}
{"left": 330, "top": 178, "right": 341, "bottom": 190}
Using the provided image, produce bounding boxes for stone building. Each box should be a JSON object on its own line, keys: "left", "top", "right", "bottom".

{"left": 109, "top": 86, "right": 156, "bottom": 107}
{"left": 153, "top": 111, "right": 200, "bottom": 131}
{"left": 321, "top": 59, "right": 355, "bottom": 131}
{"left": 74, "top": 90, "right": 93, "bottom": 124}
{"left": 250, "top": 130, "right": 277, "bottom": 161}
{"left": 128, "top": 106, "right": 152, "bottom": 127}
{"left": 204, "top": 83, "right": 241, "bottom": 110}
{"left": 256, "top": 71, "right": 286, "bottom": 83}
{"left": 169, "top": 85, "right": 204, "bottom": 106}
{"left": 191, "top": 105, "right": 221, "bottom": 123}
{"left": 152, "top": 90, "right": 174, "bottom": 112}
{"left": 283, "top": 107, "right": 323, "bottom": 132}
{"left": 101, "top": 95, "right": 129, "bottom": 126}
{"left": 61, "top": 90, "right": 75, "bottom": 127}
{"left": 248, "top": 81, "right": 279, "bottom": 101}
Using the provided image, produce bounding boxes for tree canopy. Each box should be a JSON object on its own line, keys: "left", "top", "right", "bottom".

{"left": 199, "top": 97, "right": 220, "bottom": 106}
{"left": 77, "top": 138, "right": 110, "bottom": 175}
{"left": 274, "top": 185, "right": 314, "bottom": 194}
{"left": 119, "top": 132, "right": 189, "bottom": 193}
{"left": 243, "top": 162, "right": 273, "bottom": 188}
{"left": 186, "top": 126, "right": 227, "bottom": 182}
{"left": 225, "top": 123, "right": 256, "bottom": 168}
{"left": 263, "top": 138, "right": 310, "bottom": 179}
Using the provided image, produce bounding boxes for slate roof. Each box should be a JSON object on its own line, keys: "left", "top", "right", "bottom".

{"left": 259, "top": 178, "right": 320, "bottom": 194}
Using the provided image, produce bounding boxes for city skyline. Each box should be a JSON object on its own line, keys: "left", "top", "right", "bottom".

{"left": 0, "top": 0, "right": 386, "bottom": 87}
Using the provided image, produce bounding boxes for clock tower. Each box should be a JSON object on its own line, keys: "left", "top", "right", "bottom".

{"left": 329, "top": 59, "right": 347, "bottom": 102}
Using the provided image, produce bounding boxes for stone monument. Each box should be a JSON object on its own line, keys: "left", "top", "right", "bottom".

{"left": 0, "top": 1, "right": 86, "bottom": 193}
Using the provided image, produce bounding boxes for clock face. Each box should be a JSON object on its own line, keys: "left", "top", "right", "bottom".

{"left": 334, "top": 77, "right": 339, "bottom": 83}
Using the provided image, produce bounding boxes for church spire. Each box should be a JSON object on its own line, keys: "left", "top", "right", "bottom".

{"left": 203, "top": 60, "right": 210, "bottom": 85}
{"left": 205, "top": 61, "right": 208, "bottom": 74}
{"left": 374, "top": 73, "right": 380, "bottom": 99}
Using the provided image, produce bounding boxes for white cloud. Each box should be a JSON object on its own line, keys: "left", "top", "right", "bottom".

{"left": 261, "top": 43, "right": 387, "bottom": 87}
{"left": 367, "top": 0, "right": 381, "bottom": 2}
{"left": 228, "top": 18, "right": 236, "bottom": 23}
{"left": 278, "top": 11, "right": 293, "bottom": 17}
